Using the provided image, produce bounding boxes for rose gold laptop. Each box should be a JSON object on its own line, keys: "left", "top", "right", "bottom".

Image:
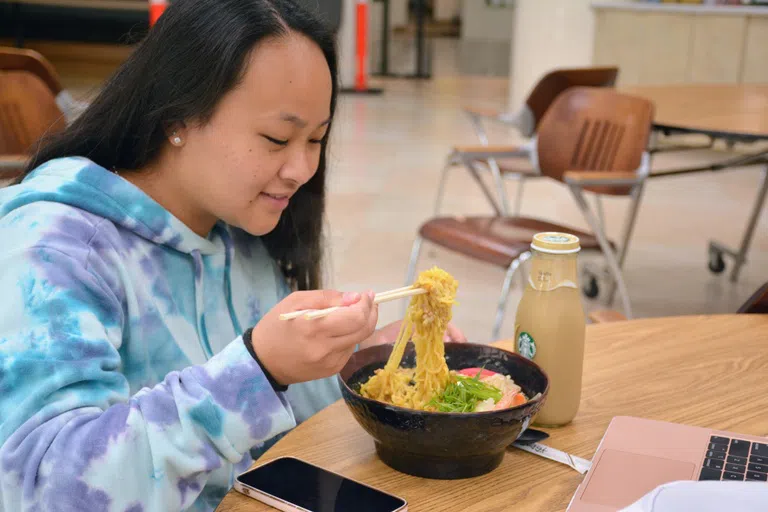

{"left": 567, "top": 416, "right": 768, "bottom": 511}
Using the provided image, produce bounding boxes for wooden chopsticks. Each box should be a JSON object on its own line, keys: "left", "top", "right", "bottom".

{"left": 279, "top": 285, "right": 425, "bottom": 321}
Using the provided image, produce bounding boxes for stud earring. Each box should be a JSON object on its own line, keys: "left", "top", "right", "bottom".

{"left": 171, "top": 132, "right": 182, "bottom": 145}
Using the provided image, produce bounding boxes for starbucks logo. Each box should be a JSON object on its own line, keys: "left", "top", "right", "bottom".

{"left": 518, "top": 332, "right": 537, "bottom": 360}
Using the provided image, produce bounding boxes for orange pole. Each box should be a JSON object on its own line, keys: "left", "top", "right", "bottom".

{"left": 149, "top": 0, "right": 168, "bottom": 27}
{"left": 355, "top": 0, "right": 368, "bottom": 91}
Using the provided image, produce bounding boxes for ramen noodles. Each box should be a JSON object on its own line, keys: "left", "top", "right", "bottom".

{"left": 359, "top": 267, "right": 529, "bottom": 413}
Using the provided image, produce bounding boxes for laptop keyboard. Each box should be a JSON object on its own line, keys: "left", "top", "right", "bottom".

{"left": 700, "top": 436, "right": 768, "bottom": 482}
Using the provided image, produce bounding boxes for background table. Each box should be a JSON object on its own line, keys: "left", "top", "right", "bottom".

{"left": 623, "top": 84, "right": 768, "bottom": 142}
{"left": 622, "top": 84, "right": 768, "bottom": 283}
{"left": 217, "top": 315, "right": 768, "bottom": 512}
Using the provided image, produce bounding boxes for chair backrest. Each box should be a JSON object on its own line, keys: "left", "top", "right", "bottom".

{"left": 0, "top": 71, "right": 66, "bottom": 157}
{"left": 0, "top": 47, "right": 63, "bottom": 95}
{"left": 535, "top": 86, "right": 654, "bottom": 196}
{"left": 738, "top": 282, "right": 768, "bottom": 314}
{"left": 524, "top": 67, "right": 619, "bottom": 134}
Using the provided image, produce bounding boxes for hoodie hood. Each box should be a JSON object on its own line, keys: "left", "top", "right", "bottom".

{"left": 1, "top": 157, "right": 249, "bottom": 361}
{"left": 4, "top": 156, "right": 220, "bottom": 254}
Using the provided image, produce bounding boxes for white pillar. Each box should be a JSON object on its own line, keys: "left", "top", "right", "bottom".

{"left": 508, "top": 0, "right": 630, "bottom": 109}
{"left": 338, "top": 0, "right": 358, "bottom": 89}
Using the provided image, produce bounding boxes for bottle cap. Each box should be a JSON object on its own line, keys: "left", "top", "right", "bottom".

{"left": 531, "top": 232, "right": 581, "bottom": 254}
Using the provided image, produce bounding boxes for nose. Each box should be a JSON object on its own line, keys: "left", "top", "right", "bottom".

{"left": 278, "top": 145, "right": 319, "bottom": 186}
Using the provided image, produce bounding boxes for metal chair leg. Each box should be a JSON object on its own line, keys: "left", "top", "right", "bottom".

{"left": 569, "top": 185, "right": 633, "bottom": 319}
{"left": 513, "top": 175, "right": 526, "bottom": 216}
{"left": 403, "top": 236, "right": 425, "bottom": 317}
{"left": 433, "top": 153, "right": 459, "bottom": 215}
{"left": 487, "top": 157, "right": 510, "bottom": 216}
{"left": 606, "top": 183, "right": 646, "bottom": 305}
{"left": 492, "top": 252, "right": 531, "bottom": 341}
{"left": 595, "top": 194, "right": 606, "bottom": 233}
{"left": 713, "top": 164, "right": 768, "bottom": 283}
{"left": 405, "top": 236, "right": 423, "bottom": 286}
{"left": 466, "top": 159, "right": 504, "bottom": 216}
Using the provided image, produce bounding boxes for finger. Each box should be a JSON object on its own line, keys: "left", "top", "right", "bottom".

{"left": 320, "top": 291, "right": 377, "bottom": 339}
{"left": 446, "top": 323, "right": 468, "bottom": 343}
{"left": 328, "top": 315, "right": 379, "bottom": 354}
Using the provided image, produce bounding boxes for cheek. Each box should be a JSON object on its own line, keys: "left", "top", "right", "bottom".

{"left": 211, "top": 141, "right": 277, "bottom": 197}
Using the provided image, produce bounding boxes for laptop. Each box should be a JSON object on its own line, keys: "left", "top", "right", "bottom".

{"left": 567, "top": 416, "right": 768, "bottom": 511}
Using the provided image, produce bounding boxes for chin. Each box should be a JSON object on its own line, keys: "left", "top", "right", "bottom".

{"left": 233, "top": 215, "right": 281, "bottom": 237}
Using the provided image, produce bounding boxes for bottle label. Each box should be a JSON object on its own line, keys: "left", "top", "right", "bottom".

{"left": 517, "top": 331, "right": 537, "bottom": 360}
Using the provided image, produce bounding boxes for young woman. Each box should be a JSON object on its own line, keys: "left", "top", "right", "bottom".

{"left": 0, "top": 1, "right": 465, "bottom": 510}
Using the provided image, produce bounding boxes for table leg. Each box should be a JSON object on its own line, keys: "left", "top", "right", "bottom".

{"left": 708, "top": 165, "right": 768, "bottom": 282}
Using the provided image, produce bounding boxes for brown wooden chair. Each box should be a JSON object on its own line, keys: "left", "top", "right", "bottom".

{"left": 435, "top": 66, "right": 619, "bottom": 217}
{"left": 408, "top": 87, "right": 654, "bottom": 339}
{"left": 0, "top": 70, "right": 67, "bottom": 182}
{"left": 738, "top": 282, "right": 768, "bottom": 314}
{"left": 0, "top": 46, "right": 87, "bottom": 125}
{"left": 0, "top": 46, "right": 64, "bottom": 96}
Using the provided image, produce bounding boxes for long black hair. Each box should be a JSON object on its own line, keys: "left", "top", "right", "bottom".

{"left": 22, "top": 0, "right": 338, "bottom": 291}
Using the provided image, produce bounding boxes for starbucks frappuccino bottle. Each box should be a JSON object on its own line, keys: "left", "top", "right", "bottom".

{"left": 514, "top": 232, "right": 586, "bottom": 427}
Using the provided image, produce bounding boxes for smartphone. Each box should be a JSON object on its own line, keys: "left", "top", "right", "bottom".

{"left": 234, "top": 456, "right": 408, "bottom": 512}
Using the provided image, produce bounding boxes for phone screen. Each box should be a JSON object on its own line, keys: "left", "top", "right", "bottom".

{"left": 237, "top": 457, "right": 406, "bottom": 512}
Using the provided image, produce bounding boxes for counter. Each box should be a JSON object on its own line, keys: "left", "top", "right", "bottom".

{"left": 591, "top": 1, "right": 768, "bottom": 85}
{"left": 592, "top": 2, "right": 768, "bottom": 16}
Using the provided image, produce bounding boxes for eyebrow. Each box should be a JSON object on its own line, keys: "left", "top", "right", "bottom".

{"left": 280, "top": 113, "right": 331, "bottom": 129}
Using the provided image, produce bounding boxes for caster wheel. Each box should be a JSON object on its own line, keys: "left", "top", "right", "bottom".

{"left": 583, "top": 276, "right": 600, "bottom": 299}
{"left": 708, "top": 250, "right": 726, "bottom": 274}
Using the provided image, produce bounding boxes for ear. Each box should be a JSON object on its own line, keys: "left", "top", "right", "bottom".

{"left": 164, "top": 121, "right": 188, "bottom": 147}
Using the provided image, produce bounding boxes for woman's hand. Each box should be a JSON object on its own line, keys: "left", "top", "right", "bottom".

{"left": 359, "top": 319, "right": 468, "bottom": 350}
{"left": 250, "top": 290, "right": 378, "bottom": 386}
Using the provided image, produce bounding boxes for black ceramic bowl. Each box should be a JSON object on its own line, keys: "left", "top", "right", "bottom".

{"left": 338, "top": 342, "right": 549, "bottom": 480}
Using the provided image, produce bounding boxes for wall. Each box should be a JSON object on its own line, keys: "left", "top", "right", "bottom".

{"left": 462, "top": 0, "right": 515, "bottom": 41}
{"left": 435, "top": 0, "right": 462, "bottom": 21}
{"left": 508, "top": 0, "right": 631, "bottom": 108}
{"left": 460, "top": 0, "right": 515, "bottom": 76}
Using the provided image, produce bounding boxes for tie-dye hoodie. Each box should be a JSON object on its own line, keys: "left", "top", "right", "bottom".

{"left": 0, "top": 157, "right": 342, "bottom": 511}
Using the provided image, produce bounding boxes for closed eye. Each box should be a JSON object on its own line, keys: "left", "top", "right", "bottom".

{"left": 262, "top": 135, "right": 289, "bottom": 146}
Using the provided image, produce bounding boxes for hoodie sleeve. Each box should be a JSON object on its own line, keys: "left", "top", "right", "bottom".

{"left": 0, "top": 244, "right": 296, "bottom": 512}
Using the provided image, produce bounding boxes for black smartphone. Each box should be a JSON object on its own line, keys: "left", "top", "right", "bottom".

{"left": 234, "top": 457, "right": 408, "bottom": 512}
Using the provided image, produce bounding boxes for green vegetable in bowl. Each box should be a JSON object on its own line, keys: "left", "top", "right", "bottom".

{"left": 428, "top": 372, "right": 503, "bottom": 413}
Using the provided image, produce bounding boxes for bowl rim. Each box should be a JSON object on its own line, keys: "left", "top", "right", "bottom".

{"left": 337, "top": 342, "right": 550, "bottom": 418}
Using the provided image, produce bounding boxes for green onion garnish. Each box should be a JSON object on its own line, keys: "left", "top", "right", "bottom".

{"left": 428, "top": 372, "right": 503, "bottom": 413}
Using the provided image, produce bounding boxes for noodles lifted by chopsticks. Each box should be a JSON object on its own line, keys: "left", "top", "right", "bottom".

{"left": 359, "top": 267, "right": 458, "bottom": 410}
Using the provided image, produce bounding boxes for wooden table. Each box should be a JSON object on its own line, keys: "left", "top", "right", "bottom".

{"left": 217, "top": 315, "right": 768, "bottom": 512}
{"left": 623, "top": 84, "right": 768, "bottom": 141}
{"left": 622, "top": 84, "right": 768, "bottom": 283}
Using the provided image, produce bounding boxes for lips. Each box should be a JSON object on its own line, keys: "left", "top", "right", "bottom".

{"left": 263, "top": 193, "right": 289, "bottom": 200}
{"left": 260, "top": 192, "right": 291, "bottom": 210}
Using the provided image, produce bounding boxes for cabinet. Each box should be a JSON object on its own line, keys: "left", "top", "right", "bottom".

{"left": 592, "top": 3, "right": 768, "bottom": 85}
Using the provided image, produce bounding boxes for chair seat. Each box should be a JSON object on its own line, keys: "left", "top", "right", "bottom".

{"left": 459, "top": 154, "right": 539, "bottom": 177}
{"left": 419, "top": 216, "right": 612, "bottom": 268}
{"left": 495, "top": 157, "right": 538, "bottom": 176}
